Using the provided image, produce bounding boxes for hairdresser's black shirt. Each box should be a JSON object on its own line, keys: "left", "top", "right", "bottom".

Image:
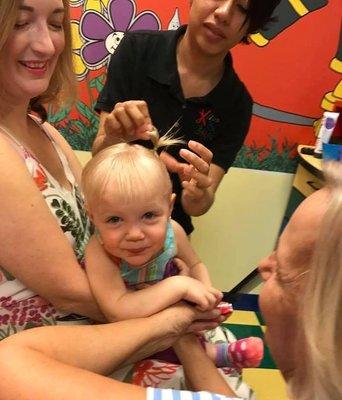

{"left": 96, "top": 25, "right": 253, "bottom": 235}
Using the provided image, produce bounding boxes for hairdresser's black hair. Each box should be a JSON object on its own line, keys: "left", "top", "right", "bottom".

{"left": 242, "top": 0, "right": 281, "bottom": 44}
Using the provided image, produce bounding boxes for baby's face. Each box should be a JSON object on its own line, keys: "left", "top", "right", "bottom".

{"left": 91, "top": 191, "right": 174, "bottom": 267}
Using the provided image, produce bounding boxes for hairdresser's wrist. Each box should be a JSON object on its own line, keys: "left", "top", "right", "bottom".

{"left": 181, "top": 187, "right": 214, "bottom": 216}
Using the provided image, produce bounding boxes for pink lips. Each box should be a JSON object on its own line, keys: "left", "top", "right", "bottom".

{"left": 127, "top": 247, "right": 148, "bottom": 255}
{"left": 19, "top": 60, "right": 48, "bottom": 77}
{"left": 203, "top": 23, "right": 226, "bottom": 40}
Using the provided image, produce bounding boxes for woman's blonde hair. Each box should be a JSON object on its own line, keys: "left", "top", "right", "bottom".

{"left": 0, "top": 0, "right": 77, "bottom": 120}
{"left": 291, "top": 161, "right": 342, "bottom": 400}
{"left": 82, "top": 132, "right": 183, "bottom": 210}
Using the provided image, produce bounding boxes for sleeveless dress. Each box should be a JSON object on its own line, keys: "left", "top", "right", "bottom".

{"left": 0, "top": 117, "right": 92, "bottom": 340}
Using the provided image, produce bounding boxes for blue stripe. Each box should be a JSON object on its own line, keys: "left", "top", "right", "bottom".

{"left": 192, "top": 391, "right": 202, "bottom": 400}
{"left": 148, "top": 388, "right": 239, "bottom": 400}
{"left": 172, "top": 389, "right": 182, "bottom": 400}
{"left": 151, "top": 388, "right": 162, "bottom": 400}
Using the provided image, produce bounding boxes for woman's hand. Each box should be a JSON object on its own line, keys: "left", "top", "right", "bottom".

{"left": 104, "top": 100, "right": 153, "bottom": 143}
{"left": 160, "top": 141, "right": 223, "bottom": 216}
{"left": 179, "top": 140, "right": 213, "bottom": 200}
{"left": 160, "top": 140, "right": 212, "bottom": 200}
{"left": 153, "top": 301, "right": 224, "bottom": 336}
{"left": 124, "top": 302, "right": 224, "bottom": 365}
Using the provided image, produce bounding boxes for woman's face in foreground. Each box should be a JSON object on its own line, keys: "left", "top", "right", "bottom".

{"left": 258, "top": 190, "right": 329, "bottom": 379}
{"left": 1, "top": 0, "right": 65, "bottom": 104}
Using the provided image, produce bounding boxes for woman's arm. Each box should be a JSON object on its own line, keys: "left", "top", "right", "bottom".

{"left": 86, "top": 237, "right": 220, "bottom": 321}
{"left": 0, "top": 136, "right": 105, "bottom": 321}
{"left": 0, "top": 304, "right": 228, "bottom": 400}
{"left": 173, "top": 334, "right": 238, "bottom": 397}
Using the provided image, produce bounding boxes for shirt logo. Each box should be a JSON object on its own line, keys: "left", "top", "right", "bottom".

{"left": 195, "top": 108, "right": 220, "bottom": 141}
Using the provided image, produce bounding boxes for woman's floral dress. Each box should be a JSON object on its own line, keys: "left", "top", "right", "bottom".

{"left": 0, "top": 119, "right": 255, "bottom": 399}
{"left": 0, "top": 118, "right": 92, "bottom": 340}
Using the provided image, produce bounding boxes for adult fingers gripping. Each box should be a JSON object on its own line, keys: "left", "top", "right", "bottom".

{"left": 104, "top": 110, "right": 125, "bottom": 139}
{"left": 187, "top": 308, "right": 222, "bottom": 332}
{"left": 125, "top": 101, "right": 153, "bottom": 138}
{"left": 106, "top": 101, "right": 153, "bottom": 141}
{"left": 114, "top": 104, "right": 136, "bottom": 137}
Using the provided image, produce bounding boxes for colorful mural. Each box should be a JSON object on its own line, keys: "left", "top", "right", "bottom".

{"left": 49, "top": 0, "right": 341, "bottom": 172}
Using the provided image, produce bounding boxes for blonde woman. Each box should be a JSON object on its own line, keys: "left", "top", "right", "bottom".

{"left": 0, "top": 0, "right": 224, "bottom": 340}
{"left": 291, "top": 161, "right": 342, "bottom": 400}
{"left": 0, "top": 3, "right": 255, "bottom": 398}
{"left": 258, "top": 161, "right": 342, "bottom": 400}
{"left": 0, "top": 0, "right": 106, "bottom": 337}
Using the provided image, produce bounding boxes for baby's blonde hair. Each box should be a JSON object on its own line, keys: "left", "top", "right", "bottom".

{"left": 82, "top": 132, "right": 183, "bottom": 210}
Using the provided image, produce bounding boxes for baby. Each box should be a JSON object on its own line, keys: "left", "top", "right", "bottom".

{"left": 82, "top": 133, "right": 263, "bottom": 369}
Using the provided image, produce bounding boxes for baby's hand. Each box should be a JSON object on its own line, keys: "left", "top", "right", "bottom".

{"left": 183, "top": 278, "right": 223, "bottom": 311}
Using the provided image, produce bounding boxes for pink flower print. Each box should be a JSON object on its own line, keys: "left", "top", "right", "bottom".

{"left": 133, "top": 360, "right": 180, "bottom": 387}
{"left": 0, "top": 296, "right": 56, "bottom": 330}
{"left": 80, "top": 0, "right": 160, "bottom": 68}
{"left": 33, "top": 166, "right": 48, "bottom": 191}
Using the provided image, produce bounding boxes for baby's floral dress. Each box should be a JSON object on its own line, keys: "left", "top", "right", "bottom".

{"left": 0, "top": 118, "right": 92, "bottom": 340}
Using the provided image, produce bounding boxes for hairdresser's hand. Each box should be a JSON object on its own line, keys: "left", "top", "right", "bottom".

{"left": 104, "top": 100, "right": 154, "bottom": 143}
{"left": 179, "top": 140, "right": 213, "bottom": 197}
{"left": 161, "top": 141, "right": 217, "bottom": 216}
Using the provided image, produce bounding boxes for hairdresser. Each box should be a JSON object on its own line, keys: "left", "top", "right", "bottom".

{"left": 94, "top": 0, "right": 281, "bottom": 235}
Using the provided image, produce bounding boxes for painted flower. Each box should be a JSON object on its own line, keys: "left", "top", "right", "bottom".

{"left": 71, "top": 20, "right": 88, "bottom": 80}
{"left": 71, "top": 1, "right": 112, "bottom": 80}
{"left": 80, "top": 0, "right": 160, "bottom": 69}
